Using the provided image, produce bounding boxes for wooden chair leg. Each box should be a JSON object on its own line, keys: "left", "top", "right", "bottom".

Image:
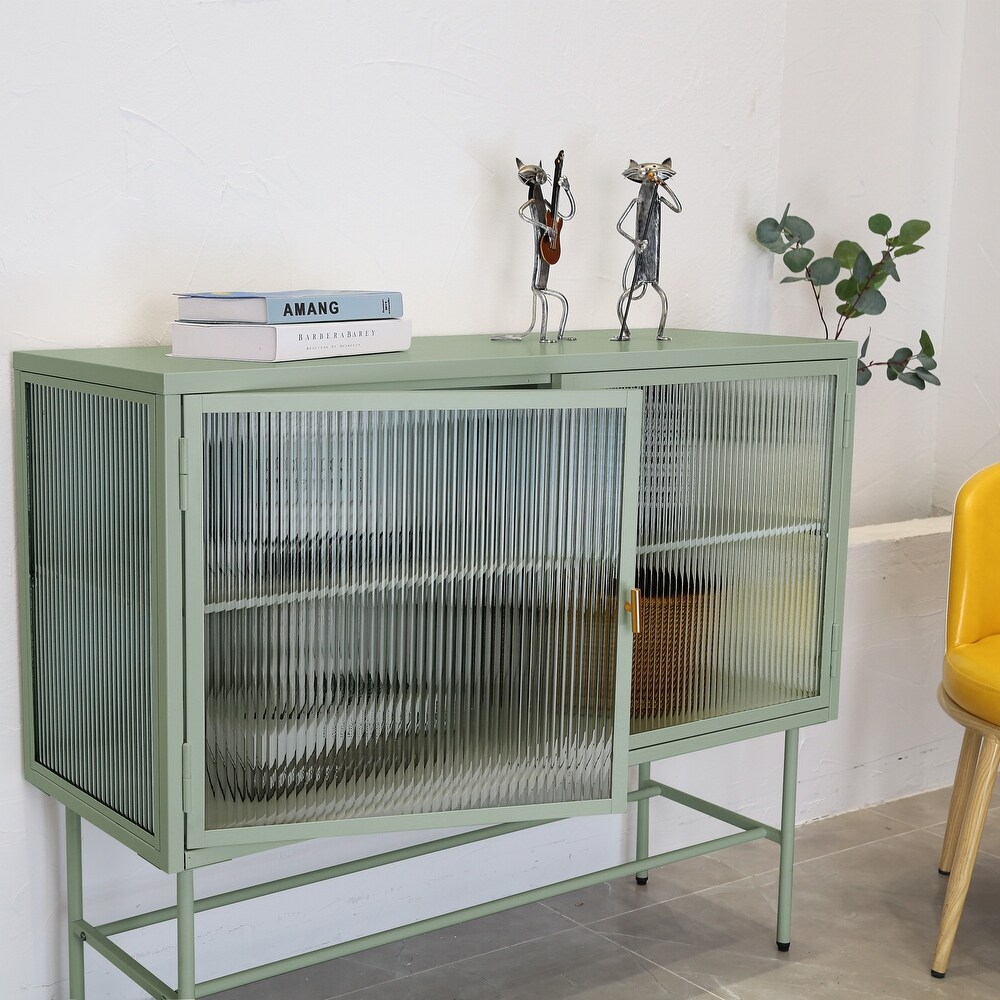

{"left": 940, "top": 728, "right": 984, "bottom": 875}
{"left": 932, "top": 733, "right": 1000, "bottom": 978}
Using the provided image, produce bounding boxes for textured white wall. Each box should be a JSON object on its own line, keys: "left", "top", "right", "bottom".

{"left": 933, "top": 0, "right": 1000, "bottom": 508}
{"left": 1, "top": 1, "right": 785, "bottom": 349}
{"left": 771, "top": 2, "right": 965, "bottom": 526}
{"left": 0, "top": 2, "right": 977, "bottom": 997}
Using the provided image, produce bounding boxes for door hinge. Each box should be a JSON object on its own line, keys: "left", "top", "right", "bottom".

{"left": 831, "top": 623, "right": 842, "bottom": 655}
{"left": 181, "top": 742, "right": 192, "bottom": 814}
{"left": 178, "top": 437, "right": 190, "bottom": 511}
{"left": 842, "top": 404, "right": 853, "bottom": 450}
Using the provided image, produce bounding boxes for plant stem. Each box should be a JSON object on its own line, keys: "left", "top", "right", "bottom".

{"left": 866, "top": 359, "right": 915, "bottom": 371}
{"left": 803, "top": 265, "right": 831, "bottom": 340}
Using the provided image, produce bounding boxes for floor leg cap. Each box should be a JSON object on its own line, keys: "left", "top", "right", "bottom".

{"left": 776, "top": 941, "right": 790, "bottom": 952}
{"left": 931, "top": 970, "right": 946, "bottom": 979}
{"left": 635, "top": 875, "right": 648, "bottom": 886}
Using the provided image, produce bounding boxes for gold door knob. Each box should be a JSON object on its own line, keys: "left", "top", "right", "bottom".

{"left": 624, "top": 588, "right": 641, "bottom": 634}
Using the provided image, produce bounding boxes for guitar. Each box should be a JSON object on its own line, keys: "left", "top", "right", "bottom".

{"left": 539, "top": 150, "right": 565, "bottom": 266}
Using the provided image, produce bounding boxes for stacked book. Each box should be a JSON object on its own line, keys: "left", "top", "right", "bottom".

{"left": 170, "top": 290, "right": 410, "bottom": 362}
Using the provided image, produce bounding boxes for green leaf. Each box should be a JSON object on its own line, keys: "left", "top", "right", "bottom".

{"left": 836, "top": 303, "right": 862, "bottom": 319}
{"left": 835, "top": 277, "right": 859, "bottom": 302}
{"left": 890, "top": 347, "right": 914, "bottom": 365}
{"left": 856, "top": 360, "right": 873, "bottom": 386}
{"left": 915, "top": 367, "right": 941, "bottom": 386}
{"left": 872, "top": 273, "right": 888, "bottom": 290}
{"left": 919, "top": 330, "right": 935, "bottom": 357}
{"left": 880, "top": 255, "right": 900, "bottom": 282}
{"left": 861, "top": 333, "right": 871, "bottom": 358}
{"left": 784, "top": 247, "right": 815, "bottom": 273}
{"left": 856, "top": 288, "right": 887, "bottom": 315}
{"left": 779, "top": 203, "right": 791, "bottom": 226}
{"left": 780, "top": 275, "right": 809, "bottom": 282}
{"left": 809, "top": 256, "right": 840, "bottom": 285}
{"left": 757, "top": 218, "right": 782, "bottom": 243}
{"left": 834, "top": 240, "right": 864, "bottom": 271}
{"left": 853, "top": 248, "right": 874, "bottom": 283}
{"left": 886, "top": 364, "right": 898, "bottom": 381}
{"left": 894, "top": 244, "right": 924, "bottom": 257}
{"left": 755, "top": 218, "right": 788, "bottom": 252}
{"left": 914, "top": 353, "right": 937, "bottom": 371}
{"left": 783, "top": 215, "right": 815, "bottom": 244}
{"left": 898, "top": 219, "right": 931, "bottom": 244}
{"left": 898, "top": 371, "right": 926, "bottom": 389}
{"left": 869, "top": 213, "right": 892, "bottom": 236}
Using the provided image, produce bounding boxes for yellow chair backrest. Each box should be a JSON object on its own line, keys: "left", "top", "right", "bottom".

{"left": 948, "top": 462, "right": 1000, "bottom": 650}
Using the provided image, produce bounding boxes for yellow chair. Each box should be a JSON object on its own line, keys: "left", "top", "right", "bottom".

{"left": 933, "top": 462, "right": 1000, "bottom": 978}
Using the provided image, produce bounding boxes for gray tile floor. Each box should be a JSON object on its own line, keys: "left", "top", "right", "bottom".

{"left": 218, "top": 787, "right": 1000, "bottom": 999}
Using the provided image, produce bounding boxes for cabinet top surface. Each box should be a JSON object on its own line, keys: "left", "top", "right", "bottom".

{"left": 13, "top": 328, "right": 857, "bottom": 395}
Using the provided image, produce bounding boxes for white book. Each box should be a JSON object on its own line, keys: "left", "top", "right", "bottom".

{"left": 170, "top": 318, "right": 412, "bottom": 362}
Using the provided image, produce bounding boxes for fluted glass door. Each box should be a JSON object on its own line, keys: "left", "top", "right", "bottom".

{"left": 559, "top": 362, "right": 851, "bottom": 746}
{"left": 183, "top": 389, "right": 642, "bottom": 846}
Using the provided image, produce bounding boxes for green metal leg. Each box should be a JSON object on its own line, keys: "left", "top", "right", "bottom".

{"left": 776, "top": 728, "right": 799, "bottom": 951}
{"left": 636, "top": 763, "right": 651, "bottom": 885}
{"left": 66, "top": 809, "right": 86, "bottom": 1000}
{"left": 177, "top": 870, "right": 196, "bottom": 1000}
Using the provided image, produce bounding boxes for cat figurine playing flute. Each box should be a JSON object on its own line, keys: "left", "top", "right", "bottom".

{"left": 614, "top": 158, "right": 682, "bottom": 342}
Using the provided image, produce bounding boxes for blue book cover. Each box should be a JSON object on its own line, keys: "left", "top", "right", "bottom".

{"left": 177, "top": 289, "right": 404, "bottom": 324}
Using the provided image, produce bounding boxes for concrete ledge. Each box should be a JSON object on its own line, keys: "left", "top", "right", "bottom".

{"left": 849, "top": 515, "right": 951, "bottom": 546}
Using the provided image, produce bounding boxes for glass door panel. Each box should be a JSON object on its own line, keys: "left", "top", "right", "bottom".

{"left": 559, "top": 364, "right": 848, "bottom": 744}
{"left": 184, "top": 389, "right": 642, "bottom": 845}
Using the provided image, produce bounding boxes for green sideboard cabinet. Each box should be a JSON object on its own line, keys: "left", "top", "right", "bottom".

{"left": 13, "top": 328, "right": 856, "bottom": 999}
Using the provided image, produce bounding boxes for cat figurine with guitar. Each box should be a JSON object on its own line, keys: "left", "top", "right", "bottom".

{"left": 614, "top": 158, "right": 682, "bottom": 342}
{"left": 492, "top": 150, "right": 576, "bottom": 343}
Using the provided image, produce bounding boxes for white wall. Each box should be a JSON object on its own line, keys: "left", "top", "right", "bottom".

{"left": 0, "top": 2, "right": 976, "bottom": 998}
{"left": 1, "top": 0, "right": 789, "bottom": 348}
{"left": 933, "top": 0, "right": 1000, "bottom": 507}
{"left": 771, "top": 3, "right": 965, "bottom": 525}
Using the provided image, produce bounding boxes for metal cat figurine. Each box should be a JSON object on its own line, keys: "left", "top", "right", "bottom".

{"left": 614, "top": 158, "right": 682, "bottom": 342}
{"left": 493, "top": 152, "right": 576, "bottom": 343}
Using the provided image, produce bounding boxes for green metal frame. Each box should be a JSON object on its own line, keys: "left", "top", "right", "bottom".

{"left": 65, "top": 727, "right": 802, "bottom": 999}
{"left": 12, "top": 328, "right": 858, "bottom": 397}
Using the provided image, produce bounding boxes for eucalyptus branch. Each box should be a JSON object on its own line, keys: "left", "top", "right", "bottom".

{"left": 857, "top": 329, "right": 939, "bottom": 389}
{"left": 754, "top": 208, "right": 938, "bottom": 389}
